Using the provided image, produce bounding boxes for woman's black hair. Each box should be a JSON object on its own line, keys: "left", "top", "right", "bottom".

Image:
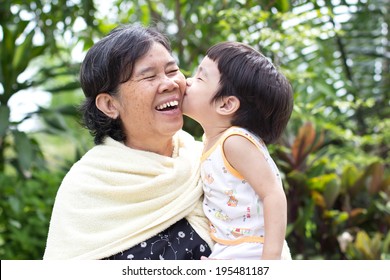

{"left": 79, "top": 24, "right": 171, "bottom": 144}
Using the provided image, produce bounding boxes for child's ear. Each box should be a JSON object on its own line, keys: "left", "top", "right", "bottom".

{"left": 216, "top": 96, "right": 240, "bottom": 115}
{"left": 95, "top": 93, "right": 120, "bottom": 119}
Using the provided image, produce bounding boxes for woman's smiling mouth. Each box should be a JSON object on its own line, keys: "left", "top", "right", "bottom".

{"left": 156, "top": 100, "right": 179, "bottom": 111}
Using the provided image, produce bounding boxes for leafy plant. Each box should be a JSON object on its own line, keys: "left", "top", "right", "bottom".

{"left": 0, "top": 0, "right": 97, "bottom": 259}
{"left": 275, "top": 122, "right": 390, "bottom": 259}
{"left": 0, "top": 169, "right": 65, "bottom": 259}
{"left": 344, "top": 230, "right": 390, "bottom": 260}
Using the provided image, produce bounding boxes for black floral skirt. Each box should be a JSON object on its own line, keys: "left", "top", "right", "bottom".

{"left": 104, "top": 218, "right": 211, "bottom": 260}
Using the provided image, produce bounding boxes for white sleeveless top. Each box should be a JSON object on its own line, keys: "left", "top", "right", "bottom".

{"left": 201, "top": 127, "right": 283, "bottom": 247}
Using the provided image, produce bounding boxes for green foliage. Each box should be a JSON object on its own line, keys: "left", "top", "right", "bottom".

{"left": 0, "top": 0, "right": 97, "bottom": 259}
{"left": 0, "top": 169, "right": 64, "bottom": 259}
{"left": 275, "top": 122, "right": 390, "bottom": 259}
{"left": 0, "top": 0, "right": 96, "bottom": 175}
{"left": 344, "top": 230, "right": 390, "bottom": 260}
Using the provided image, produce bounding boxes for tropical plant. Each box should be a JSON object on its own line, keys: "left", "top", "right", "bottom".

{"left": 0, "top": 0, "right": 97, "bottom": 259}
{"left": 344, "top": 230, "right": 390, "bottom": 260}
{"left": 275, "top": 122, "right": 390, "bottom": 259}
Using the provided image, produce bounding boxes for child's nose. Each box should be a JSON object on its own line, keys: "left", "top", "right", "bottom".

{"left": 186, "top": 77, "right": 193, "bottom": 86}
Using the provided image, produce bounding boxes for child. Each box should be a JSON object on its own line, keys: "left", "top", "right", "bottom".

{"left": 182, "top": 42, "right": 293, "bottom": 260}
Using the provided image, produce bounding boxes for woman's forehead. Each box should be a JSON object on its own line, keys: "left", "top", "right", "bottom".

{"left": 132, "top": 44, "right": 176, "bottom": 74}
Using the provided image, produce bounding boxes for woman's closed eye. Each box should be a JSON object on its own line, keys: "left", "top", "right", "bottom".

{"left": 167, "top": 68, "right": 180, "bottom": 76}
{"left": 134, "top": 73, "right": 156, "bottom": 81}
{"left": 144, "top": 75, "right": 156, "bottom": 80}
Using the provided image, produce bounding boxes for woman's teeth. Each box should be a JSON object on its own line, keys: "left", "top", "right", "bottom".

{"left": 156, "top": 100, "right": 179, "bottom": 111}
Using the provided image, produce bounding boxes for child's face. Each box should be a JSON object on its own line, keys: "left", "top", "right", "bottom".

{"left": 182, "top": 56, "right": 220, "bottom": 124}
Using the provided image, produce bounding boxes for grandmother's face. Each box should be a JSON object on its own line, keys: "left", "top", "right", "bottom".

{"left": 114, "top": 42, "right": 186, "bottom": 151}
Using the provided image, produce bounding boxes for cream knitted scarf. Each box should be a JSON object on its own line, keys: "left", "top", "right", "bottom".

{"left": 43, "top": 130, "right": 212, "bottom": 259}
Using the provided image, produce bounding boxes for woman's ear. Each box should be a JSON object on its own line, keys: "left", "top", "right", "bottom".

{"left": 95, "top": 93, "right": 119, "bottom": 119}
{"left": 216, "top": 96, "right": 240, "bottom": 116}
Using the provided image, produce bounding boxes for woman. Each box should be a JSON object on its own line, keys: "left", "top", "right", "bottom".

{"left": 43, "top": 24, "right": 213, "bottom": 260}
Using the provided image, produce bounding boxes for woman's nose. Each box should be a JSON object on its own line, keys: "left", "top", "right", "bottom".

{"left": 160, "top": 76, "right": 179, "bottom": 92}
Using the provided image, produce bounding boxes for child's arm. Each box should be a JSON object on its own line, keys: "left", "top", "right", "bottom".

{"left": 223, "top": 135, "right": 287, "bottom": 260}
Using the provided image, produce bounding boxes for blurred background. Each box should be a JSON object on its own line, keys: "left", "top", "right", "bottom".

{"left": 0, "top": 0, "right": 389, "bottom": 260}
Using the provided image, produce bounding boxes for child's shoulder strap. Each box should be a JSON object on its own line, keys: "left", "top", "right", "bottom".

{"left": 221, "top": 127, "right": 264, "bottom": 151}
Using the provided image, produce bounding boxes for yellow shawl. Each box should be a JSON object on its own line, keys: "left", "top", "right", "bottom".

{"left": 43, "top": 130, "right": 212, "bottom": 259}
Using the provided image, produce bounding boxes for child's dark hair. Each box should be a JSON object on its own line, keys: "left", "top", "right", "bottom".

{"left": 207, "top": 42, "right": 293, "bottom": 144}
